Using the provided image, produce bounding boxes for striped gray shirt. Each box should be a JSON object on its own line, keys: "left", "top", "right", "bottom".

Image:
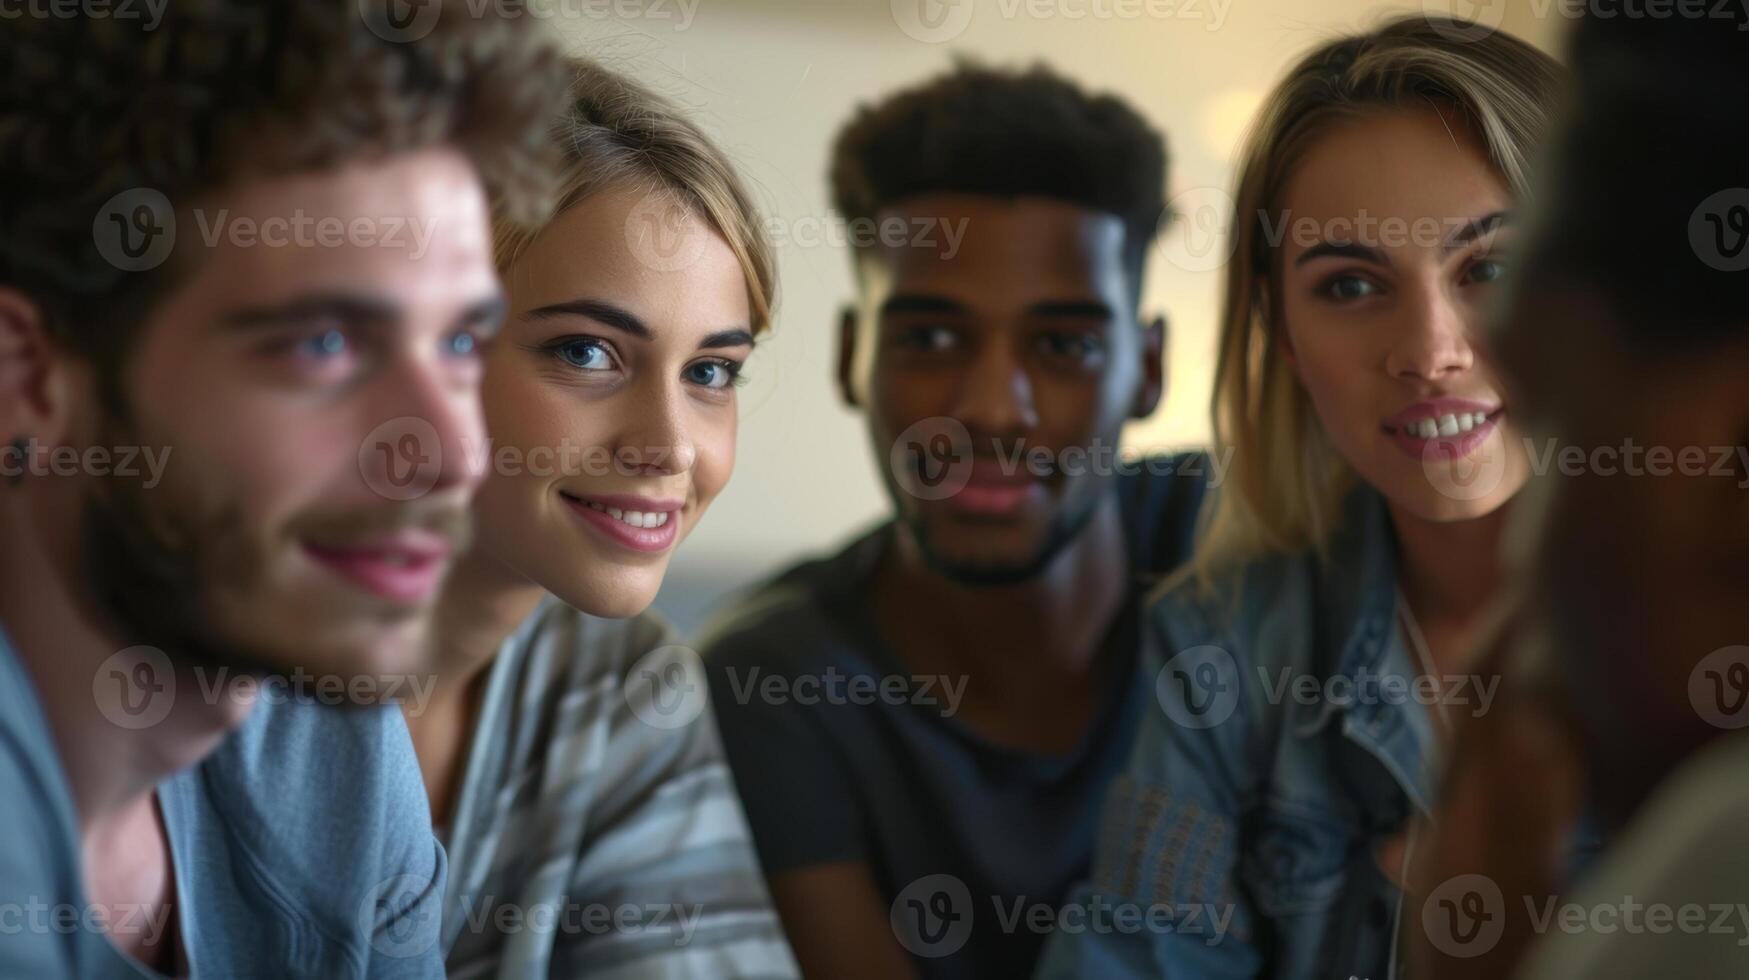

{"left": 441, "top": 596, "right": 798, "bottom": 979}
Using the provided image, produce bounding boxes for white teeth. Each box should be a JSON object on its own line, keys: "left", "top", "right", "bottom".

{"left": 583, "top": 500, "right": 671, "bottom": 529}
{"left": 1405, "top": 411, "right": 1492, "bottom": 439}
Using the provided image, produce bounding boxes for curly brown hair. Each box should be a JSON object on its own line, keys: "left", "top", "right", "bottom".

{"left": 0, "top": 0, "right": 568, "bottom": 376}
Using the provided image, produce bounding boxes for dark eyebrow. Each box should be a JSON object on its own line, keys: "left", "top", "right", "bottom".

{"left": 1294, "top": 241, "right": 1387, "bottom": 268}
{"left": 221, "top": 293, "right": 402, "bottom": 331}
{"left": 1445, "top": 211, "right": 1511, "bottom": 253}
{"left": 879, "top": 294, "right": 970, "bottom": 318}
{"left": 700, "top": 329, "right": 755, "bottom": 350}
{"left": 459, "top": 294, "right": 509, "bottom": 330}
{"left": 523, "top": 298, "right": 651, "bottom": 340}
{"left": 1028, "top": 299, "right": 1116, "bottom": 322}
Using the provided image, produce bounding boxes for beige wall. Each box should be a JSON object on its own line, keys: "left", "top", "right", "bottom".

{"left": 542, "top": 0, "right": 1567, "bottom": 626}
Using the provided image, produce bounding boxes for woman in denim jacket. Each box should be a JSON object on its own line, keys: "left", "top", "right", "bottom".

{"left": 1044, "top": 16, "right": 1565, "bottom": 980}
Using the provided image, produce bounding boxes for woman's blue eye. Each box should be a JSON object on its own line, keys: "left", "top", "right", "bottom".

{"left": 686, "top": 359, "right": 741, "bottom": 389}
{"left": 554, "top": 339, "right": 613, "bottom": 370}
{"left": 1467, "top": 258, "right": 1507, "bottom": 285}
{"left": 297, "top": 329, "right": 348, "bottom": 358}
{"left": 447, "top": 332, "right": 477, "bottom": 357}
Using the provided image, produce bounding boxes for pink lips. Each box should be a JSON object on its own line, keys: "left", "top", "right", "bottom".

{"left": 951, "top": 481, "right": 1044, "bottom": 516}
{"left": 302, "top": 532, "right": 453, "bottom": 603}
{"left": 1383, "top": 397, "right": 1503, "bottom": 461}
{"left": 558, "top": 491, "right": 682, "bottom": 554}
{"left": 944, "top": 461, "right": 1046, "bottom": 518}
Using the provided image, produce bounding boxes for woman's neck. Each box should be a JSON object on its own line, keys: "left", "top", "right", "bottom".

{"left": 405, "top": 544, "right": 546, "bottom": 827}
{"left": 428, "top": 545, "right": 547, "bottom": 687}
{"left": 1387, "top": 500, "right": 1512, "bottom": 645}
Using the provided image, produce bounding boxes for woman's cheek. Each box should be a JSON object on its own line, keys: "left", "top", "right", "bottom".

{"left": 689, "top": 410, "right": 739, "bottom": 520}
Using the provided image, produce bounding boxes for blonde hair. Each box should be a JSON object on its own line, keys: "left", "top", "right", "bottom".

{"left": 493, "top": 57, "right": 776, "bottom": 335}
{"left": 1181, "top": 15, "right": 1562, "bottom": 594}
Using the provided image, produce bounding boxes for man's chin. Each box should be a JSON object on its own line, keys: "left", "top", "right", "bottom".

{"left": 212, "top": 613, "right": 433, "bottom": 698}
{"left": 907, "top": 526, "right": 1056, "bottom": 588}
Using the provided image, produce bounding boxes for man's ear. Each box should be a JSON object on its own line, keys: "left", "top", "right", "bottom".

{"left": 1132, "top": 313, "right": 1166, "bottom": 419}
{"left": 835, "top": 305, "right": 860, "bottom": 409}
{"left": 0, "top": 287, "right": 67, "bottom": 446}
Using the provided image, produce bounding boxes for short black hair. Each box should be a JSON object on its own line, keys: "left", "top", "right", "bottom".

{"left": 829, "top": 60, "right": 1169, "bottom": 299}
{"left": 1517, "top": 9, "right": 1749, "bottom": 349}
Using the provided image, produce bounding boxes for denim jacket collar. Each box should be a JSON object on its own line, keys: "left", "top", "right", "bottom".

{"left": 1299, "top": 486, "right": 1439, "bottom": 814}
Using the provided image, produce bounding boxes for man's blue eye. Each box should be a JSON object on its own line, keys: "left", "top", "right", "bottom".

{"left": 298, "top": 329, "right": 347, "bottom": 358}
{"left": 448, "top": 332, "right": 477, "bottom": 357}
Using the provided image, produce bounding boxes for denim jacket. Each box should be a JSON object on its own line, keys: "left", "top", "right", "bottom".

{"left": 1042, "top": 486, "right": 1440, "bottom": 980}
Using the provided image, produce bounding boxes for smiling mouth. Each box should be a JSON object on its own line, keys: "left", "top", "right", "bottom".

{"left": 558, "top": 491, "right": 673, "bottom": 529}
{"left": 301, "top": 538, "right": 451, "bottom": 604}
{"left": 1384, "top": 408, "right": 1505, "bottom": 440}
{"left": 557, "top": 490, "right": 682, "bottom": 554}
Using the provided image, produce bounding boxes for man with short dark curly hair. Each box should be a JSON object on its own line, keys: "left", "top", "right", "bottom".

{"left": 0, "top": 3, "right": 565, "bottom": 976}
{"left": 700, "top": 62, "right": 1211, "bottom": 979}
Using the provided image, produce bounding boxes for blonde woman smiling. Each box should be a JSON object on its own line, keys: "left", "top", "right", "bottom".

{"left": 1046, "top": 16, "right": 1565, "bottom": 980}
{"left": 402, "top": 60, "right": 796, "bottom": 978}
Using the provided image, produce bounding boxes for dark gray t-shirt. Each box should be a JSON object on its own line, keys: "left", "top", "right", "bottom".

{"left": 698, "top": 456, "right": 1211, "bottom": 979}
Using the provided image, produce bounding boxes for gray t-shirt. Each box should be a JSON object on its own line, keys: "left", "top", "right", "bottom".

{"left": 440, "top": 597, "right": 797, "bottom": 979}
{"left": 698, "top": 457, "right": 1212, "bottom": 979}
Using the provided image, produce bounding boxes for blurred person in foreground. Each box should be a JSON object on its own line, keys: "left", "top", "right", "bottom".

{"left": 0, "top": 3, "right": 563, "bottom": 975}
{"left": 1412, "top": 8, "right": 1749, "bottom": 979}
